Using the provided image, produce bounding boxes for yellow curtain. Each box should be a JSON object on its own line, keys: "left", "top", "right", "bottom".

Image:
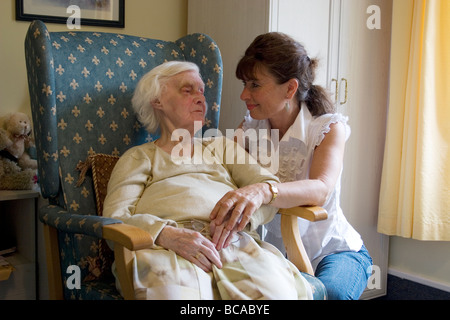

{"left": 378, "top": 0, "right": 450, "bottom": 240}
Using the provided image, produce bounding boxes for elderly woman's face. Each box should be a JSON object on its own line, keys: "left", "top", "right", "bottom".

{"left": 157, "top": 70, "right": 206, "bottom": 132}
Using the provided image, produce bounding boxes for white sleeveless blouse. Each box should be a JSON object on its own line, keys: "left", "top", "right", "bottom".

{"left": 241, "top": 104, "right": 363, "bottom": 270}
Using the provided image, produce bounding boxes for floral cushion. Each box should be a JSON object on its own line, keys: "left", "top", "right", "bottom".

{"left": 76, "top": 153, "right": 120, "bottom": 215}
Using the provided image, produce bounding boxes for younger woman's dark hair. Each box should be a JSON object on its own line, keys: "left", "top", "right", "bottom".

{"left": 236, "top": 32, "right": 335, "bottom": 116}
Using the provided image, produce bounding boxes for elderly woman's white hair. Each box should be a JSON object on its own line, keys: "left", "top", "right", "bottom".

{"left": 132, "top": 61, "right": 201, "bottom": 133}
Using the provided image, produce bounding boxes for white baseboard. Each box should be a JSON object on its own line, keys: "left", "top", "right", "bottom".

{"left": 388, "top": 268, "right": 450, "bottom": 293}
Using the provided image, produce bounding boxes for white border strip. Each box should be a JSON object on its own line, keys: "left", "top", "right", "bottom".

{"left": 388, "top": 268, "right": 450, "bottom": 293}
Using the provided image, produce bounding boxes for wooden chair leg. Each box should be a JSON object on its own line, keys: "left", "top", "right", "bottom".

{"left": 113, "top": 244, "right": 136, "bottom": 300}
{"left": 42, "top": 225, "right": 64, "bottom": 299}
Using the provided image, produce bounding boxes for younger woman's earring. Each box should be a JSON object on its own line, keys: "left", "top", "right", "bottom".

{"left": 285, "top": 102, "right": 290, "bottom": 111}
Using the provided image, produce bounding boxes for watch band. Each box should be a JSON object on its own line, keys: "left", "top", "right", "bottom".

{"left": 265, "top": 182, "right": 278, "bottom": 205}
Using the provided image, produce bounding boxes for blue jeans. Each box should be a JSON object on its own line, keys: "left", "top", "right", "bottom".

{"left": 315, "top": 245, "right": 373, "bottom": 300}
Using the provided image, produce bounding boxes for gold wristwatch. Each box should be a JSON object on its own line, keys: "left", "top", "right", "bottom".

{"left": 265, "top": 182, "right": 278, "bottom": 205}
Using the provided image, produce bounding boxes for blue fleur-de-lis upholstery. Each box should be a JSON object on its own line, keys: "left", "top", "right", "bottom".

{"left": 25, "top": 20, "right": 223, "bottom": 300}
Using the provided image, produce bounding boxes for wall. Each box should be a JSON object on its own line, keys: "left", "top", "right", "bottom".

{"left": 0, "top": 0, "right": 187, "bottom": 117}
{"left": 388, "top": 237, "right": 450, "bottom": 291}
{"left": 188, "top": 0, "right": 272, "bottom": 132}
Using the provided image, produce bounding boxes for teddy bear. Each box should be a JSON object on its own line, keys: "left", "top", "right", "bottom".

{"left": 0, "top": 112, "right": 38, "bottom": 190}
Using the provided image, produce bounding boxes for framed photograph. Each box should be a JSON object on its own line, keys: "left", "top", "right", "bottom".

{"left": 16, "top": 0, "right": 125, "bottom": 28}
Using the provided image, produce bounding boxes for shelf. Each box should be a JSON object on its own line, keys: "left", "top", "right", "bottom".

{"left": 0, "top": 190, "right": 40, "bottom": 201}
{"left": 0, "top": 191, "right": 39, "bottom": 299}
{"left": 3, "top": 252, "right": 33, "bottom": 267}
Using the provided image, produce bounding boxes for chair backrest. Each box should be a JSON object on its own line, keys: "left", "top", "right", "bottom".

{"left": 25, "top": 20, "right": 222, "bottom": 210}
{"left": 25, "top": 20, "right": 223, "bottom": 298}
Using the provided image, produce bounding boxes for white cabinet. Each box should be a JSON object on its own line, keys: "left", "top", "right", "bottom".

{"left": 324, "top": 0, "right": 393, "bottom": 300}
{"left": 188, "top": 0, "right": 392, "bottom": 299}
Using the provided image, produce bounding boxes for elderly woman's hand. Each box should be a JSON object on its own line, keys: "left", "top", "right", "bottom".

{"left": 155, "top": 226, "right": 222, "bottom": 272}
{"left": 209, "top": 183, "right": 272, "bottom": 250}
{"left": 209, "top": 214, "right": 240, "bottom": 251}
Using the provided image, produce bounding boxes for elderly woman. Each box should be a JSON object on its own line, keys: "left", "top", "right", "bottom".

{"left": 102, "top": 61, "right": 312, "bottom": 300}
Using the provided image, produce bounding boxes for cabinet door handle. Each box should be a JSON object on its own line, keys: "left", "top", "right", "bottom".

{"left": 331, "top": 78, "right": 339, "bottom": 103}
{"left": 340, "top": 78, "right": 348, "bottom": 105}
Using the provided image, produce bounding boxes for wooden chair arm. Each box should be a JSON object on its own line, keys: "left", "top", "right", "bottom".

{"left": 279, "top": 206, "right": 328, "bottom": 222}
{"left": 102, "top": 224, "right": 153, "bottom": 300}
{"left": 102, "top": 224, "right": 154, "bottom": 251}
{"left": 279, "top": 206, "right": 328, "bottom": 276}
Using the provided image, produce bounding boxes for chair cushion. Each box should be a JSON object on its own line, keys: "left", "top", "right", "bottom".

{"left": 77, "top": 154, "right": 120, "bottom": 215}
{"left": 75, "top": 154, "right": 120, "bottom": 282}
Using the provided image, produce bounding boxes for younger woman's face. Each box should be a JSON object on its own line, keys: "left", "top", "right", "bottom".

{"left": 239, "top": 66, "right": 290, "bottom": 120}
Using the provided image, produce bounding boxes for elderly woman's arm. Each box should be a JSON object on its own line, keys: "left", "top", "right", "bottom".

{"left": 103, "top": 146, "right": 222, "bottom": 272}
{"left": 103, "top": 148, "right": 176, "bottom": 240}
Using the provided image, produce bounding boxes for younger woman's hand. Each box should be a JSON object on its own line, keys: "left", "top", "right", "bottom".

{"left": 209, "top": 183, "right": 272, "bottom": 249}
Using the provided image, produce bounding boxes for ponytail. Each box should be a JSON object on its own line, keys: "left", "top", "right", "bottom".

{"left": 299, "top": 57, "right": 335, "bottom": 116}
{"left": 304, "top": 84, "right": 336, "bottom": 116}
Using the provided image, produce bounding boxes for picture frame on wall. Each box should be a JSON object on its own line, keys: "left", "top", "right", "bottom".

{"left": 16, "top": 0, "right": 125, "bottom": 28}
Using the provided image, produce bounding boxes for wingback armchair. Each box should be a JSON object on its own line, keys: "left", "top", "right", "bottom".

{"left": 25, "top": 20, "right": 327, "bottom": 300}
